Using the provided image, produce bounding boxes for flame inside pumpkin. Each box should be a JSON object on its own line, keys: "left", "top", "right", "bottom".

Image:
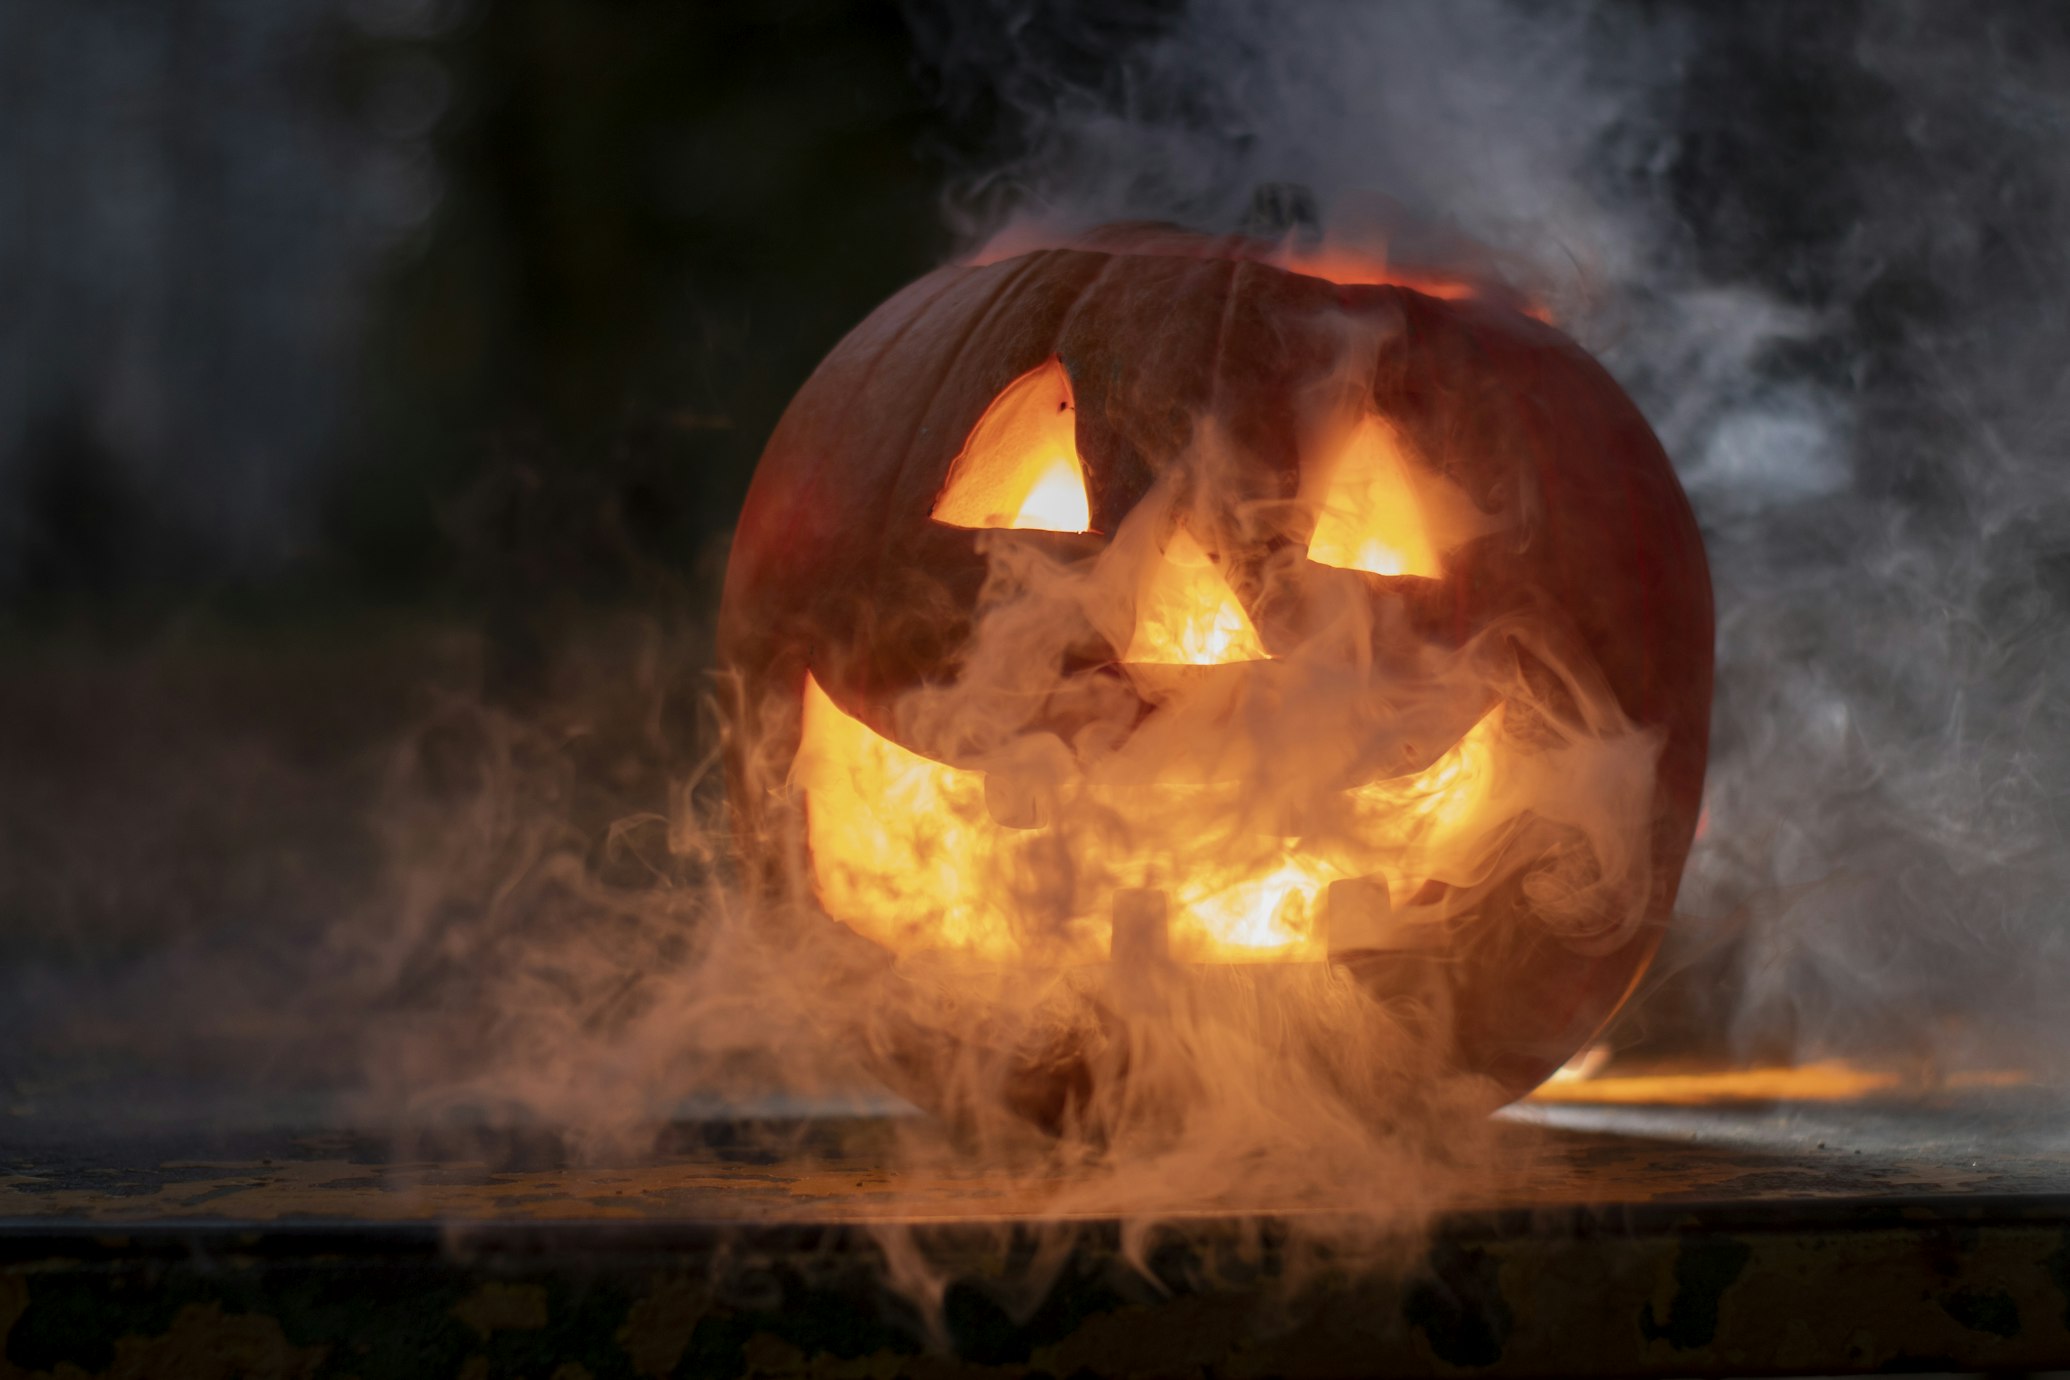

{"left": 1306, "top": 414, "right": 1446, "bottom": 579}
{"left": 794, "top": 670, "right": 1504, "bottom": 964}
{"left": 784, "top": 359, "right": 1646, "bottom": 973}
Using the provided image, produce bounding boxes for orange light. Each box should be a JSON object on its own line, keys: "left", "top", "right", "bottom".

{"left": 1345, "top": 706, "right": 1503, "bottom": 841}
{"left": 793, "top": 673, "right": 1027, "bottom": 961}
{"left": 1528, "top": 1060, "right": 2030, "bottom": 1106}
{"left": 791, "top": 673, "right": 1501, "bottom": 965}
{"left": 1123, "top": 529, "right": 1268, "bottom": 666}
{"left": 931, "top": 358, "right": 1092, "bottom": 533}
{"left": 1276, "top": 247, "right": 1481, "bottom": 300}
{"left": 1272, "top": 246, "right": 1555, "bottom": 323}
{"left": 1307, "top": 414, "right": 1445, "bottom": 579}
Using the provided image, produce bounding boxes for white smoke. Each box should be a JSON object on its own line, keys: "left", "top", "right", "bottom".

{"left": 8, "top": 3, "right": 2063, "bottom": 1353}
{"left": 907, "top": 0, "right": 2070, "bottom": 1074}
{"left": 9, "top": 0, "right": 2064, "bottom": 1204}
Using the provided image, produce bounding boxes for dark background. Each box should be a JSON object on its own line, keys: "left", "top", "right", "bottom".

{"left": 1, "top": 0, "right": 990, "bottom": 1115}
{"left": 4, "top": 0, "right": 2067, "bottom": 1119}
{"left": 2, "top": 0, "right": 969, "bottom": 622}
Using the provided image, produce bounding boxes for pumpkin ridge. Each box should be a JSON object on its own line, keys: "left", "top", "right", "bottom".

{"left": 838, "top": 267, "right": 972, "bottom": 407}
{"left": 1202, "top": 255, "right": 1249, "bottom": 429}
{"left": 1049, "top": 248, "right": 1129, "bottom": 344}
{"left": 773, "top": 269, "right": 972, "bottom": 611}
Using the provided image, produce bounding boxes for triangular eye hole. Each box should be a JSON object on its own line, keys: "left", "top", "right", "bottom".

{"left": 1306, "top": 413, "right": 1444, "bottom": 579}
{"left": 1123, "top": 528, "right": 1269, "bottom": 666}
{"left": 931, "top": 358, "right": 1092, "bottom": 533}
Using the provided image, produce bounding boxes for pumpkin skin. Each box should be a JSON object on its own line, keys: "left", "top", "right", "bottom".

{"left": 720, "top": 221, "right": 1712, "bottom": 1109}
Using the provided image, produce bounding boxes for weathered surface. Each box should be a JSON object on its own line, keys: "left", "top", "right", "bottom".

{"left": 6, "top": 1090, "right": 2070, "bottom": 1377}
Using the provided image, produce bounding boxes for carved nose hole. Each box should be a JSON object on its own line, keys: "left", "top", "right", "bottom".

{"left": 1122, "top": 528, "right": 1268, "bottom": 667}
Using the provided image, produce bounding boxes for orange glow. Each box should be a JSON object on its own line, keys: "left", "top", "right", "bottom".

{"left": 1307, "top": 414, "right": 1445, "bottom": 578}
{"left": 1345, "top": 706, "right": 1502, "bottom": 840}
{"left": 1123, "top": 529, "right": 1268, "bottom": 666}
{"left": 1273, "top": 246, "right": 1554, "bottom": 323}
{"left": 1276, "top": 247, "right": 1481, "bottom": 300}
{"left": 794, "top": 673, "right": 1024, "bottom": 960}
{"left": 1529, "top": 1060, "right": 2031, "bottom": 1106}
{"left": 931, "top": 358, "right": 1092, "bottom": 533}
{"left": 792, "top": 673, "right": 1501, "bottom": 965}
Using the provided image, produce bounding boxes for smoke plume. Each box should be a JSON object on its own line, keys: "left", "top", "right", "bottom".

{"left": 7, "top": 8, "right": 2068, "bottom": 1339}
{"left": 905, "top": 0, "right": 2070, "bottom": 1075}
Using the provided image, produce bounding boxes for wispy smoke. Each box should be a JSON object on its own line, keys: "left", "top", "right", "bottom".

{"left": 9, "top": 0, "right": 2066, "bottom": 1213}
{"left": 908, "top": 0, "right": 2070, "bottom": 1074}
{"left": 5, "top": 0, "right": 2063, "bottom": 1351}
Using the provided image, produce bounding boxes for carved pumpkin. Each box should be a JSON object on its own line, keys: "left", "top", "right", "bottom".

{"left": 720, "top": 221, "right": 1712, "bottom": 1125}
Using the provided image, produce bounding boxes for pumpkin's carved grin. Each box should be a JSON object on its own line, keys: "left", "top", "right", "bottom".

{"left": 794, "top": 666, "right": 1506, "bottom": 967}
{"left": 793, "top": 466, "right": 1648, "bottom": 971}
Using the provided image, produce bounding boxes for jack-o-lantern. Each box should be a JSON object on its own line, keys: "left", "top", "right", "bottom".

{"left": 720, "top": 222, "right": 1711, "bottom": 1130}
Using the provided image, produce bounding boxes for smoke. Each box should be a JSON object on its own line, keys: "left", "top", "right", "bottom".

{"left": 903, "top": 0, "right": 2070, "bottom": 1075}
{"left": 7, "top": 0, "right": 2069, "bottom": 1350}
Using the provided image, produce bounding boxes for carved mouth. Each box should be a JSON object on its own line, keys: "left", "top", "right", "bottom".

{"left": 790, "top": 670, "right": 1503, "bottom": 967}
